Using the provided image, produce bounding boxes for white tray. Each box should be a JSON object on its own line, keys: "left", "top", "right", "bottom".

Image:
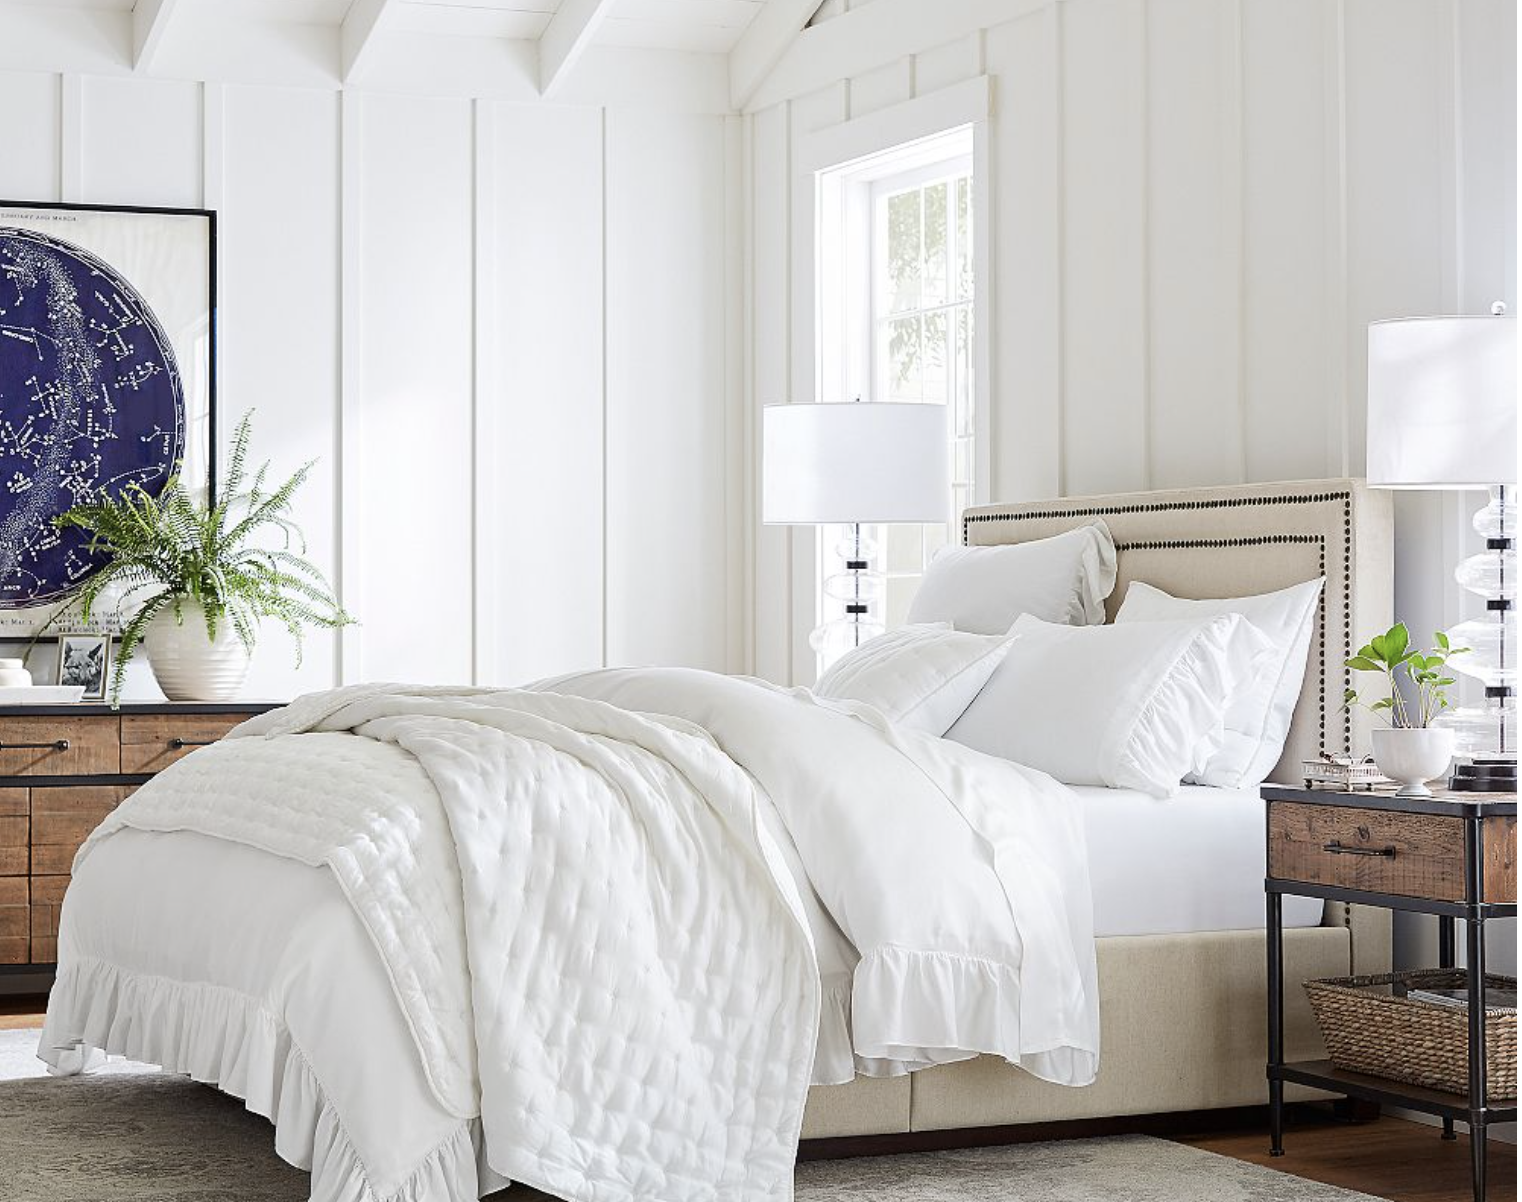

{"left": 0, "top": 686, "right": 87, "bottom": 703}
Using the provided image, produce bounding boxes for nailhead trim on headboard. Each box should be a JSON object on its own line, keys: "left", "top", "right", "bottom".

{"left": 963, "top": 491, "right": 1355, "bottom": 758}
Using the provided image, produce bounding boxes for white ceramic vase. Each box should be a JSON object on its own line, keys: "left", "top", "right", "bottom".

{"left": 142, "top": 600, "right": 251, "bottom": 702}
{"left": 1371, "top": 726, "right": 1456, "bottom": 798}
{"left": 0, "top": 658, "right": 32, "bottom": 688}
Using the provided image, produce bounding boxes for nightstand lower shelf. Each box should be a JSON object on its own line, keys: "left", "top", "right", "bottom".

{"left": 1274, "top": 1059, "right": 1518, "bottom": 1124}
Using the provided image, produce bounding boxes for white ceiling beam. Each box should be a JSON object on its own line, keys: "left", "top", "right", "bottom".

{"left": 132, "top": 0, "right": 180, "bottom": 73}
{"left": 728, "top": 0, "right": 819, "bottom": 112}
{"left": 341, "top": 0, "right": 398, "bottom": 83}
{"left": 539, "top": 0, "right": 618, "bottom": 98}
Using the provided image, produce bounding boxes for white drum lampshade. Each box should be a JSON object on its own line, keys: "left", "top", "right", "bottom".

{"left": 762, "top": 402, "right": 950, "bottom": 526}
{"left": 1366, "top": 310, "right": 1519, "bottom": 790}
{"left": 762, "top": 402, "right": 950, "bottom": 665}
{"left": 1367, "top": 314, "right": 1516, "bottom": 489}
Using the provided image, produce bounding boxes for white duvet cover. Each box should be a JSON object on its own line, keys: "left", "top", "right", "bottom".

{"left": 40, "top": 670, "right": 1099, "bottom": 1202}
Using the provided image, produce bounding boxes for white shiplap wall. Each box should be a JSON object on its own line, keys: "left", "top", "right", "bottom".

{"left": 0, "top": 70, "right": 742, "bottom": 696}
{"left": 745, "top": 0, "right": 1517, "bottom": 977}
{"left": 745, "top": 0, "right": 1518, "bottom": 686}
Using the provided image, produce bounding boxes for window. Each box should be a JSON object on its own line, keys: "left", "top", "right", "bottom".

{"left": 816, "top": 129, "right": 978, "bottom": 658}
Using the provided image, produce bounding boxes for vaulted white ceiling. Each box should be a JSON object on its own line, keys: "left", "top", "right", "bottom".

{"left": 0, "top": 0, "right": 815, "bottom": 106}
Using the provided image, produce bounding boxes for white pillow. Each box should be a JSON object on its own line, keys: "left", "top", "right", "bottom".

{"left": 815, "top": 623, "right": 1013, "bottom": 736}
{"left": 945, "top": 613, "right": 1272, "bottom": 798}
{"left": 1115, "top": 578, "right": 1324, "bottom": 789}
{"left": 907, "top": 521, "right": 1118, "bottom": 635}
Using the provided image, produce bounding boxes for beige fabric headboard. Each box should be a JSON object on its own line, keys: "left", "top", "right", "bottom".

{"left": 961, "top": 479, "right": 1394, "bottom": 782}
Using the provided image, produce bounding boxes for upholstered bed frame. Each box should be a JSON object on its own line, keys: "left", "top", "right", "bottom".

{"left": 799, "top": 478, "right": 1395, "bottom": 1146}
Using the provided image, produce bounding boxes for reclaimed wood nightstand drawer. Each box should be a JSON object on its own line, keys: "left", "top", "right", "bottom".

{"left": 29, "top": 786, "right": 133, "bottom": 875}
{"left": 0, "top": 875, "right": 28, "bottom": 963}
{"left": 0, "top": 716, "right": 118, "bottom": 776}
{"left": 120, "top": 713, "right": 254, "bottom": 773}
{"left": 0, "top": 788, "right": 26, "bottom": 876}
{"left": 1269, "top": 800, "right": 1515, "bottom": 902}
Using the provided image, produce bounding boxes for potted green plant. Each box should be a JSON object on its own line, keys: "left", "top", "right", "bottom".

{"left": 51, "top": 412, "right": 352, "bottom": 705}
{"left": 1344, "top": 623, "right": 1468, "bottom": 796}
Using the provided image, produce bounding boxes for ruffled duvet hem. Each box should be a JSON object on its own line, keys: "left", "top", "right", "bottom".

{"left": 849, "top": 945, "right": 1098, "bottom": 1087}
{"left": 38, "top": 956, "right": 506, "bottom": 1202}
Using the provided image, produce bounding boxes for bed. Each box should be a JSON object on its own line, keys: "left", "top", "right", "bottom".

{"left": 37, "top": 477, "right": 1395, "bottom": 1199}
{"left": 802, "top": 477, "right": 1394, "bottom": 1143}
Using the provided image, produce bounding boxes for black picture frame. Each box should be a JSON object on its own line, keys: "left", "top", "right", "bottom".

{"left": 0, "top": 199, "right": 218, "bottom": 637}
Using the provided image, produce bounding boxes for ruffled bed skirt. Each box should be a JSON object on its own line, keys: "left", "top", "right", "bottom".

{"left": 39, "top": 956, "right": 507, "bottom": 1202}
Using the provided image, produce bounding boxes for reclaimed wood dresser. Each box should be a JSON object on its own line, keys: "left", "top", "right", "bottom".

{"left": 0, "top": 701, "right": 278, "bottom": 970}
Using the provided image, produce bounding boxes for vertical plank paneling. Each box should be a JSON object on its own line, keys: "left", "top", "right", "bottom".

{"left": 1060, "top": 0, "right": 1148, "bottom": 496}
{"left": 221, "top": 85, "right": 342, "bottom": 695}
{"left": 985, "top": 7, "right": 1061, "bottom": 502}
{"left": 750, "top": 101, "right": 792, "bottom": 683}
{"left": 723, "top": 113, "right": 747, "bottom": 674}
{"left": 848, "top": 58, "right": 912, "bottom": 118}
{"left": 1241, "top": 0, "right": 1331, "bottom": 483}
{"left": 338, "top": 90, "right": 364, "bottom": 685}
{"left": 913, "top": 34, "right": 983, "bottom": 96}
{"left": 78, "top": 76, "right": 202, "bottom": 207}
{"left": 604, "top": 109, "right": 729, "bottom": 670}
{"left": 1146, "top": 0, "right": 1243, "bottom": 488}
{"left": 1343, "top": 0, "right": 1445, "bottom": 475}
{"left": 486, "top": 102, "right": 605, "bottom": 684}
{"left": 354, "top": 93, "right": 475, "bottom": 684}
{"left": 787, "top": 84, "right": 848, "bottom": 686}
{"left": 0, "top": 73, "right": 61, "bottom": 199}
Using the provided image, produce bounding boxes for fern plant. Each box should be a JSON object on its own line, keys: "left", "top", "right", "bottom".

{"left": 50, "top": 411, "right": 352, "bottom": 705}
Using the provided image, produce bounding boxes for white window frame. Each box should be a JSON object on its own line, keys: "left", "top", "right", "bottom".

{"left": 793, "top": 78, "right": 994, "bottom": 681}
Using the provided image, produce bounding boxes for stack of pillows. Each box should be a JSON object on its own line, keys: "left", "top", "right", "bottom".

{"left": 813, "top": 521, "right": 1323, "bottom": 797}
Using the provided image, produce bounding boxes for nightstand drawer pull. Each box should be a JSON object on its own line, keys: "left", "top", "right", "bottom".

{"left": 168, "top": 738, "right": 216, "bottom": 749}
{"left": 1322, "top": 840, "right": 1397, "bottom": 858}
{"left": 0, "top": 739, "right": 70, "bottom": 752}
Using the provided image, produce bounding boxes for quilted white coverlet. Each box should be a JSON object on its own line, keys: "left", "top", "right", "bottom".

{"left": 66, "top": 671, "right": 1098, "bottom": 1201}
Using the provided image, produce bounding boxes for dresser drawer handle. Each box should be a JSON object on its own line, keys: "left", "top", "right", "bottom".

{"left": 0, "top": 739, "right": 70, "bottom": 752}
{"left": 168, "top": 738, "right": 217, "bottom": 749}
{"left": 1323, "top": 840, "right": 1397, "bottom": 858}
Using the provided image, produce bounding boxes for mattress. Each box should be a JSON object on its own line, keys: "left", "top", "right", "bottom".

{"left": 1076, "top": 783, "right": 1324, "bottom": 937}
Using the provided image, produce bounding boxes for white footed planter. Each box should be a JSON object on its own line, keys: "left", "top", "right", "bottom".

{"left": 1371, "top": 727, "right": 1456, "bottom": 798}
{"left": 143, "top": 601, "right": 251, "bottom": 702}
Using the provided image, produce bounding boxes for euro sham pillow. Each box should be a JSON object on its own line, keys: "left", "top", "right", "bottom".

{"left": 945, "top": 612, "right": 1272, "bottom": 798}
{"left": 1114, "top": 578, "right": 1324, "bottom": 788}
{"left": 906, "top": 521, "right": 1118, "bottom": 635}
{"left": 814, "top": 623, "right": 1014, "bottom": 736}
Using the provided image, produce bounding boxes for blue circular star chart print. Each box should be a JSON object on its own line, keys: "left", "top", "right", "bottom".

{"left": 0, "top": 226, "right": 184, "bottom": 608}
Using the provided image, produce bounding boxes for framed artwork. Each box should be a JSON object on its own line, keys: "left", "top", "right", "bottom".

{"left": 56, "top": 632, "right": 110, "bottom": 701}
{"left": 0, "top": 200, "right": 216, "bottom": 638}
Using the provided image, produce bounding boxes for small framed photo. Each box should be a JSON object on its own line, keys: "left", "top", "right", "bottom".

{"left": 57, "top": 633, "right": 110, "bottom": 702}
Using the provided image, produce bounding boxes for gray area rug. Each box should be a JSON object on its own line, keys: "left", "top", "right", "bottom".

{"left": 0, "top": 1028, "right": 1381, "bottom": 1201}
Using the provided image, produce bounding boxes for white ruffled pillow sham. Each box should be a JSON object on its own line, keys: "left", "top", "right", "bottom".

{"left": 945, "top": 612, "right": 1272, "bottom": 798}
{"left": 814, "top": 623, "right": 1014, "bottom": 736}
{"left": 907, "top": 521, "right": 1118, "bottom": 634}
{"left": 1115, "top": 578, "right": 1324, "bottom": 789}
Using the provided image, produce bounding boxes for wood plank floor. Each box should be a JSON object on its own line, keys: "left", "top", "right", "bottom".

{"left": 1175, "top": 1115, "right": 1515, "bottom": 1202}
{"left": 2, "top": 993, "right": 1513, "bottom": 1201}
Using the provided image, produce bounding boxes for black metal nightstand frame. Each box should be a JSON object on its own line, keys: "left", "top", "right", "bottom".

{"left": 1263, "top": 785, "right": 1517, "bottom": 1202}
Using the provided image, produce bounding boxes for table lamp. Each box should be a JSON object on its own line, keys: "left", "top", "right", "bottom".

{"left": 762, "top": 401, "right": 949, "bottom": 666}
{"left": 1367, "top": 304, "right": 1518, "bottom": 792}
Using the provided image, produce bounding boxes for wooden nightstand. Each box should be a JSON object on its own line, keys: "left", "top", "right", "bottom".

{"left": 0, "top": 701, "right": 279, "bottom": 972}
{"left": 1262, "top": 783, "right": 1518, "bottom": 1202}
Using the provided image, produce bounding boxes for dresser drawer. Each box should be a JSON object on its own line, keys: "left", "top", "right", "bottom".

{"left": 29, "top": 786, "right": 132, "bottom": 875}
{"left": 0, "top": 788, "right": 26, "bottom": 876}
{"left": 1269, "top": 800, "right": 1472, "bottom": 901}
{"left": 0, "top": 875, "right": 27, "bottom": 963}
{"left": 0, "top": 716, "right": 118, "bottom": 776}
{"left": 120, "top": 713, "right": 254, "bottom": 773}
{"left": 29, "top": 873, "right": 67, "bottom": 963}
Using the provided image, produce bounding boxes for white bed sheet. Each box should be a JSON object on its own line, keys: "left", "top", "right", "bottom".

{"left": 1076, "top": 783, "right": 1324, "bottom": 937}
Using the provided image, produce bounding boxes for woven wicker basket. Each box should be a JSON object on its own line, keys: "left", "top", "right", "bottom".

{"left": 1304, "top": 969, "right": 1517, "bottom": 1101}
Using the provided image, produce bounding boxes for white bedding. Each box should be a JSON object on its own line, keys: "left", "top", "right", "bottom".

{"left": 1077, "top": 784, "right": 1324, "bottom": 937}
{"left": 41, "top": 671, "right": 1100, "bottom": 1202}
